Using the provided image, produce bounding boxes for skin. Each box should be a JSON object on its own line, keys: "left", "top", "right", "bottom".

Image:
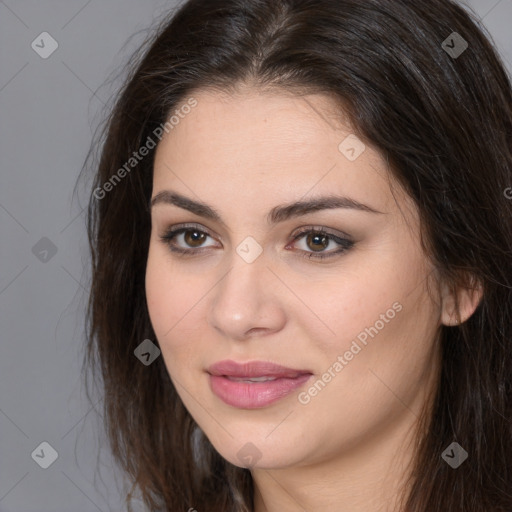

{"left": 145, "top": 86, "right": 482, "bottom": 511}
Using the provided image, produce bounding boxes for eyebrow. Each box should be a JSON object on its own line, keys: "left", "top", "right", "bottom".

{"left": 149, "top": 190, "right": 384, "bottom": 226}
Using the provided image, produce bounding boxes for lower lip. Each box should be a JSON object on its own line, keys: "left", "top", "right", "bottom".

{"left": 208, "top": 373, "right": 312, "bottom": 409}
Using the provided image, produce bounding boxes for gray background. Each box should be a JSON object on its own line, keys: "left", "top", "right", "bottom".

{"left": 1, "top": 1, "right": 511, "bottom": 511}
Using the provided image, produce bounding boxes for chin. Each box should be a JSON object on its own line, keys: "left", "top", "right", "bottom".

{"left": 206, "top": 432, "right": 306, "bottom": 470}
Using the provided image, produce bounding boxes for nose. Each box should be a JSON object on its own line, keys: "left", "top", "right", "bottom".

{"left": 207, "top": 249, "right": 287, "bottom": 341}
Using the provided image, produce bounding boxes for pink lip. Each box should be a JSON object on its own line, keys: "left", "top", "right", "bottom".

{"left": 207, "top": 360, "right": 313, "bottom": 409}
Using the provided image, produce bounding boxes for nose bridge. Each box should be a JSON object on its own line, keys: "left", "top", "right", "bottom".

{"left": 217, "top": 242, "right": 268, "bottom": 309}
{"left": 208, "top": 241, "right": 285, "bottom": 338}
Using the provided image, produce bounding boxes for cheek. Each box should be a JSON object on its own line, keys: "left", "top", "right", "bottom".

{"left": 301, "top": 247, "right": 439, "bottom": 386}
{"left": 292, "top": 284, "right": 439, "bottom": 459}
{"left": 145, "top": 247, "right": 202, "bottom": 362}
{"left": 289, "top": 266, "right": 405, "bottom": 358}
{"left": 304, "top": 271, "right": 439, "bottom": 419}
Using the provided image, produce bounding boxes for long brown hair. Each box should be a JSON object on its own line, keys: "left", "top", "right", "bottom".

{"left": 82, "top": 0, "right": 512, "bottom": 510}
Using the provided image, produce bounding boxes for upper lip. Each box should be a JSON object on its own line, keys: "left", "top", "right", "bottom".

{"left": 207, "top": 360, "right": 312, "bottom": 378}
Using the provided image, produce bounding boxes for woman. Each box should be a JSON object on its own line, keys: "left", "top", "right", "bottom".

{"left": 82, "top": 0, "right": 512, "bottom": 510}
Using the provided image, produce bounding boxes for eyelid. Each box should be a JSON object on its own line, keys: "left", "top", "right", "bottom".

{"left": 290, "top": 225, "right": 353, "bottom": 242}
{"left": 168, "top": 222, "right": 216, "bottom": 238}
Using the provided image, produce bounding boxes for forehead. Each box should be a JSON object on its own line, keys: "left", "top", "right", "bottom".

{"left": 157, "top": 87, "right": 353, "bottom": 160}
{"left": 152, "top": 88, "right": 406, "bottom": 219}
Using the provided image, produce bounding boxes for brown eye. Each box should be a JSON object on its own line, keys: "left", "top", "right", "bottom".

{"left": 183, "top": 230, "right": 207, "bottom": 248}
{"left": 160, "top": 224, "right": 354, "bottom": 261}
{"left": 305, "top": 232, "right": 329, "bottom": 252}
{"left": 159, "top": 224, "right": 217, "bottom": 254}
{"left": 290, "top": 227, "right": 354, "bottom": 261}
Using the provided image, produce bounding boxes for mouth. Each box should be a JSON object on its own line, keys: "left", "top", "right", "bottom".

{"left": 207, "top": 360, "right": 313, "bottom": 409}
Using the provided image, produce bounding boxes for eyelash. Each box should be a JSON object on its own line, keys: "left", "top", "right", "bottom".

{"left": 159, "top": 223, "right": 354, "bottom": 261}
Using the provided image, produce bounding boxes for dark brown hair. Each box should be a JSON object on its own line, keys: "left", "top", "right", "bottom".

{"left": 82, "top": 0, "right": 512, "bottom": 510}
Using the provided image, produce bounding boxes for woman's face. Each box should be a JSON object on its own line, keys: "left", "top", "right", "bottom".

{"left": 145, "top": 87, "right": 443, "bottom": 470}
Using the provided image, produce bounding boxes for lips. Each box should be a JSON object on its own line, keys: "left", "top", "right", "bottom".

{"left": 207, "top": 360, "right": 313, "bottom": 409}
{"left": 208, "top": 360, "right": 310, "bottom": 378}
